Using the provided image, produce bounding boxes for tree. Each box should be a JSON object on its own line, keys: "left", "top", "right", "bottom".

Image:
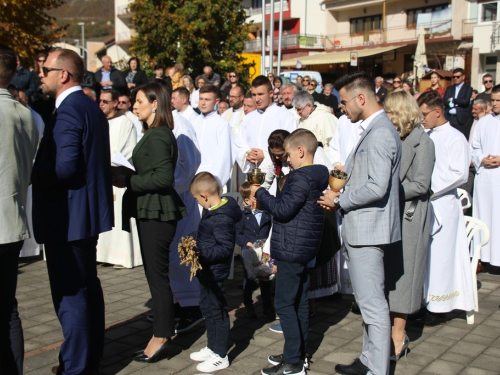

{"left": 0, "top": 0, "right": 66, "bottom": 65}
{"left": 130, "top": 0, "right": 253, "bottom": 82}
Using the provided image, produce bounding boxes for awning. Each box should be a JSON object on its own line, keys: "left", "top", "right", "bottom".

{"left": 275, "top": 45, "right": 407, "bottom": 67}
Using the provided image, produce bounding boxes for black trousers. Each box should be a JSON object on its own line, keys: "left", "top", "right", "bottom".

{"left": 45, "top": 237, "right": 105, "bottom": 375}
{"left": 0, "top": 241, "right": 24, "bottom": 375}
{"left": 136, "top": 219, "right": 177, "bottom": 337}
{"left": 243, "top": 279, "right": 273, "bottom": 311}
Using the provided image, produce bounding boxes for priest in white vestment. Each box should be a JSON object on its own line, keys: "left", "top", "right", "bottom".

{"left": 281, "top": 81, "right": 301, "bottom": 123}
{"left": 417, "top": 91, "right": 475, "bottom": 325}
{"left": 96, "top": 90, "right": 141, "bottom": 268}
{"left": 170, "top": 111, "right": 203, "bottom": 310}
{"left": 118, "top": 93, "right": 144, "bottom": 141}
{"left": 172, "top": 87, "right": 199, "bottom": 124}
{"left": 471, "top": 91, "right": 500, "bottom": 268}
{"left": 234, "top": 76, "right": 296, "bottom": 174}
{"left": 293, "top": 90, "right": 338, "bottom": 162}
{"left": 192, "top": 84, "right": 234, "bottom": 189}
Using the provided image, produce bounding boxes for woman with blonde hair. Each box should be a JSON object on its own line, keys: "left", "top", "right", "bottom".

{"left": 182, "top": 75, "right": 195, "bottom": 94}
{"left": 170, "top": 62, "right": 184, "bottom": 90}
{"left": 383, "top": 91, "right": 435, "bottom": 361}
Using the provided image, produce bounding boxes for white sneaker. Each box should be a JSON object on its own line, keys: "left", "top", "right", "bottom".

{"left": 196, "top": 353, "right": 230, "bottom": 372}
{"left": 190, "top": 346, "right": 214, "bottom": 362}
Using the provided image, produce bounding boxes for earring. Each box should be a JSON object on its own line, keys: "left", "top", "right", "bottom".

{"left": 152, "top": 108, "right": 156, "bottom": 113}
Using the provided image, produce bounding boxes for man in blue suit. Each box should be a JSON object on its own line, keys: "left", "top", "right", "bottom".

{"left": 32, "top": 49, "right": 114, "bottom": 375}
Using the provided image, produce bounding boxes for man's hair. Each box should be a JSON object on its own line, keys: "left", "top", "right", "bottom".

{"left": 84, "top": 87, "right": 97, "bottom": 99}
{"left": 292, "top": 90, "right": 314, "bottom": 108}
{"left": 55, "top": 49, "right": 84, "bottom": 83}
{"left": 417, "top": 90, "right": 444, "bottom": 110}
{"left": 482, "top": 73, "right": 493, "bottom": 81}
{"left": 173, "top": 86, "right": 190, "bottom": 101}
{"left": 324, "top": 83, "right": 334, "bottom": 90}
{"left": 335, "top": 72, "right": 376, "bottom": 94}
{"left": 219, "top": 99, "right": 229, "bottom": 106}
{"left": 453, "top": 68, "right": 465, "bottom": 76}
{"left": 244, "top": 92, "right": 253, "bottom": 99}
{"left": 473, "top": 99, "right": 487, "bottom": 110}
{"left": 195, "top": 75, "right": 208, "bottom": 84}
{"left": 281, "top": 81, "right": 298, "bottom": 93}
{"left": 190, "top": 172, "right": 221, "bottom": 196}
{"left": 154, "top": 63, "right": 164, "bottom": 70}
{"left": 252, "top": 75, "right": 273, "bottom": 92}
{"left": 199, "top": 84, "right": 218, "bottom": 96}
{"left": 0, "top": 44, "right": 17, "bottom": 87}
{"left": 375, "top": 76, "right": 383, "bottom": 82}
{"left": 7, "top": 83, "right": 18, "bottom": 95}
{"left": 430, "top": 72, "right": 440, "bottom": 78}
{"left": 230, "top": 85, "right": 245, "bottom": 96}
{"left": 491, "top": 84, "right": 500, "bottom": 94}
{"left": 101, "top": 55, "right": 111, "bottom": 62}
{"left": 284, "top": 128, "right": 318, "bottom": 155}
{"left": 239, "top": 182, "right": 252, "bottom": 200}
{"left": 118, "top": 94, "right": 130, "bottom": 102}
{"left": 101, "top": 89, "right": 119, "bottom": 102}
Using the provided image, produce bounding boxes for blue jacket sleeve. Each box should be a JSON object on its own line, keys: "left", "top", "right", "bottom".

{"left": 235, "top": 213, "right": 247, "bottom": 247}
{"left": 199, "top": 215, "right": 236, "bottom": 263}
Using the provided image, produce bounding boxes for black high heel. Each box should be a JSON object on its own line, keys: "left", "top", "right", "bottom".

{"left": 133, "top": 340, "right": 172, "bottom": 363}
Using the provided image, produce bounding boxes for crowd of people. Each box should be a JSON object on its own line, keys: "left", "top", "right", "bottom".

{"left": 1, "top": 43, "right": 498, "bottom": 375}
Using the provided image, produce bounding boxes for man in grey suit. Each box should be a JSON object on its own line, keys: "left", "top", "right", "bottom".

{"left": 0, "top": 44, "right": 38, "bottom": 375}
{"left": 319, "top": 72, "right": 401, "bottom": 375}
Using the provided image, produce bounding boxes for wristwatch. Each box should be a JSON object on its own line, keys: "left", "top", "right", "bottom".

{"left": 333, "top": 196, "right": 340, "bottom": 207}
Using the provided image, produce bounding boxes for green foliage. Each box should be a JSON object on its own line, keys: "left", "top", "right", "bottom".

{"left": 130, "top": 0, "right": 253, "bottom": 83}
{"left": 0, "top": 0, "right": 67, "bottom": 65}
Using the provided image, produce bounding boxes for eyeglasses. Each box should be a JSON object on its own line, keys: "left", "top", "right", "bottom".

{"left": 229, "top": 74, "right": 237, "bottom": 78}
{"left": 99, "top": 99, "right": 111, "bottom": 104}
{"left": 38, "top": 59, "right": 46, "bottom": 63}
{"left": 421, "top": 108, "right": 437, "bottom": 119}
{"left": 340, "top": 95, "right": 358, "bottom": 108}
{"left": 119, "top": 100, "right": 129, "bottom": 105}
{"left": 484, "top": 80, "right": 493, "bottom": 83}
{"left": 393, "top": 80, "right": 401, "bottom": 83}
{"left": 42, "top": 66, "right": 73, "bottom": 77}
{"left": 453, "top": 75, "right": 463, "bottom": 79}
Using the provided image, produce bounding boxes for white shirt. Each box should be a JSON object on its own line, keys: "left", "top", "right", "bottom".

{"left": 56, "top": 86, "right": 82, "bottom": 108}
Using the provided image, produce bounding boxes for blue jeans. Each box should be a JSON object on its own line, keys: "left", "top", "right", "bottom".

{"left": 199, "top": 279, "right": 229, "bottom": 357}
{"left": 274, "top": 260, "right": 309, "bottom": 364}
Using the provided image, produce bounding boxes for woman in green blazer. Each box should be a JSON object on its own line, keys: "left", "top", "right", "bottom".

{"left": 114, "top": 82, "right": 186, "bottom": 363}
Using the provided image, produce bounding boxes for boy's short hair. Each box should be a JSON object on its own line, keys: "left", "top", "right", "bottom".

{"left": 252, "top": 75, "right": 273, "bottom": 92}
{"left": 190, "top": 172, "right": 221, "bottom": 196}
{"left": 284, "top": 128, "right": 318, "bottom": 155}
{"left": 278, "top": 174, "right": 289, "bottom": 192}
{"left": 417, "top": 90, "right": 444, "bottom": 110}
{"left": 239, "top": 182, "right": 252, "bottom": 200}
{"left": 199, "top": 84, "right": 218, "bottom": 96}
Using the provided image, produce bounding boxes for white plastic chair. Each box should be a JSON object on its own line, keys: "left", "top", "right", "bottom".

{"left": 464, "top": 215, "right": 490, "bottom": 324}
{"left": 457, "top": 188, "right": 472, "bottom": 212}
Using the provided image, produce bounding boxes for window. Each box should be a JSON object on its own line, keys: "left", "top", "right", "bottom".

{"left": 407, "top": 3, "right": 449, "bottom": 29}
{"left": 350, "top": 15, "right": 383, "bottom": 35}
{"left": 252, "top": 0, "right": 262, "bottom": 8}
{"left": 482, "top": 2, "right": 498, "bottom": 22}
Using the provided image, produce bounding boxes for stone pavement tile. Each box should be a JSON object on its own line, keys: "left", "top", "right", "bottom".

{"left": 461, "top": 333, "right": 496, "bottom": 346}
{"left": 483, "top": 346, "right": 500, "bottom": 357}
{"left": 490, "top": 336, "right": 500, "bottom": 348}
{"left": 27, "top": 312, "right": 58, "bottom": 324}
{"left": 425, "top": 334, "right": 459, "bottom": 348}
{"left": 488, "top": 288, "right": 500, "bottom": 297}
{"left": 118, "top": 287, "right": 151, "bottom": 296}
{"left": 476, "top": 296, "right": 500, "bottom": 311}
{"left": 448, "top": 340, "right": 488, "bottom": 357}
{"left": 481, "top": 317, "right": 500, "bottom": 328}
{"left": 105, "top": 326, "right": 139, "bottom": 341}
{"left": 308, "top": 335, "right": 351, "bottom": 351}
{"left": 435, "top": 326, "right": 470, "bottom": 340}
{"left": 488, "top": 310, "right": 500, "bottom": 321}
{"left": 440, "top": 351, "right": 476, "bottom": 366}
{"left": 115, "top": 332, "right": 150, "bottom": 347}
{"left": 422, "top": 359, "right": 465, "bottom": 375}
{"left": 469, "top": 324, "right": 500, "bottom": 339}
{"left": 404, "top": 352, "right": 437, "bottom": 368}
{"left": 392, "top": 360, "right": 425, "bottom": 375}
{"left": 24, "top": 338, "right": 49, "bottom": 352}
{"left": 126, "top": 318, "right": 151, "bottom": 330}
{"left": 460, "top": 367, "right": 500, "bottom": 375}
{"left": 250, "top": 332, "right": 283, "bottom": 347}
{"left": 23, "top": 349, "right": 58, "bottom": 372}
{"left": 469, "top": 354, "right": 500, "bottom": 372}
{"left": 23, "top": 322, "right": 60, "bottom": 339}
{"left": 102, "top": 341, "right": 134, "bottom": 359}
{"left": 321, "top": 348, "right": 361, "bottom": 364}
{"left": 32, "top": 330, "right": 64, "bottom": 346}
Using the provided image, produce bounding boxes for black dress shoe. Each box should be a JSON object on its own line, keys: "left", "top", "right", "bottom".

{"left": 408, "top": 307, "right": 427, "bottom": 320}
{"left": 133, "top": 340, "right": 172, "bottom": 363}
{"left": 335, "top": 358, "right": 370, "bottom": 375}
{"left": 414, "top": 312, "right": 446, "bottom": 327}
{"left": 351, "top": 301, "right": 361, "bottom": 315}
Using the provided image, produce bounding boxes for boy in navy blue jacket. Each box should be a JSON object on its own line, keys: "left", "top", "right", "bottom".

{"left": 236, "top": 182, "right": 274, "bottom": 318}
{"left": 188, "top": 172, "right": 242, "bottom": 373}
{"left": 252, "top": 129, "right": 329, "bottom": 375}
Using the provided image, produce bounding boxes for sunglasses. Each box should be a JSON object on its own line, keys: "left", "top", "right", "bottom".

{"left": 119, "top": 100, "right": 129, "bottom": 104}
{"left": 453, "top": 75, "right": 463, "bottom": 79}
{"left": 38, "top": 59, "right": 46, "bottom": 63}
{"left": 229, "top": 74, "right": 237, "bottom": 78}
{"left": 394, "top": 80, "right": 401, "bottom": 83}
{"left": 99, "top": 99, "right": 111, "bottom": 104}
{"left": 484, "top": 80, "right": 493, "bottom": 83}
{"left": 42, "top": 66, "right": 73, "bottom": 77}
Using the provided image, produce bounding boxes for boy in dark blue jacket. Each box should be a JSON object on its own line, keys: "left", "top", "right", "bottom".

{"left": 253, "top": 129, "right": 329, "bottom": 375}
{"left": 188, "top": 172, "right": 242, "bottom": 373}
{"left": 236, "top": 182, "right": 273, "bottom": 318}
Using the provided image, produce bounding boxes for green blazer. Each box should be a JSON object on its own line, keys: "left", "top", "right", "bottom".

{"left": 123, "top": 126, "right": 187, "bottom": 230}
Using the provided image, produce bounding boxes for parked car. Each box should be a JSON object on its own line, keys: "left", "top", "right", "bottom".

{"left": 279, "top": 71, "right": 323, "bottom": 93}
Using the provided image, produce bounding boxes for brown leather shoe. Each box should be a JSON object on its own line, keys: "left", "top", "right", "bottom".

{"left": 51, "top": 366, "right": 58, "bottom": 375}
{"left": 477, "top": 262, "right": 488, "bottom": 274}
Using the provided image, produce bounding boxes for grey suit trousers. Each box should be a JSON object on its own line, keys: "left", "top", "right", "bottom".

{"left": 343, "top": 242, "right": 390, "bottom": 375}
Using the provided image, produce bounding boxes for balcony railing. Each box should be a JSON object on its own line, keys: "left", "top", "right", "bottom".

{"left": 244, "top": 33, "right": 325, "bottom": 52}
{"left": 116, "top": 30, "right": 137, "bottom": 44}
{"left": 117, "top": 4, "right": 134, "bottom": 17}
{"left": 462, "top": 19, "right": 477, "bottom": 38}
{"left": 244, "top": 0, "right": 289, "bottom": 17}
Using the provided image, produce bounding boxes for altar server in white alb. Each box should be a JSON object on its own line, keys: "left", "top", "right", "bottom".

{"left": 96, "top": 89, "right": 141, "bottom": 269}
{"left": 417, "top": 91, "right": 475, "bottom": 326}
{"left": 169, "top": 110, "right": 205, "bottom": 331}
{"left": 192, "top": 84, "right": 234, "bottom": 188}
{"left": 471, "top": 84, "right": 500, "bottom": 270}
{"left": 172, "top": 87, "right": 199, "bottom": 124}
{"left": 293, "top": 90, "right": 338, "bottom": 161}
{"left": 234, "top": 75, "right": 296, "bottom": 173}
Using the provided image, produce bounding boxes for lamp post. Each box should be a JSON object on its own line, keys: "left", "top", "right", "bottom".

{"left": 78, "top": 22, "right": 85, "bottom": 60}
